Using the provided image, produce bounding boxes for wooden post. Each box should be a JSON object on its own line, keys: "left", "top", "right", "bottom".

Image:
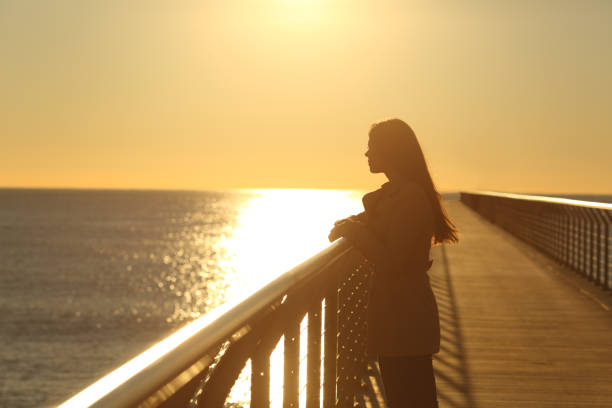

{"left": 307, "top": 301, "right": 322, "bottom": 408}
{"left": 251, "top": 345, "right": 271, "bottom": 408}
{"left": 283, "top": 320, "right": 300, "bottom": 408}
{"left": 323, "top": 286, "right": 338, "bottom": 408}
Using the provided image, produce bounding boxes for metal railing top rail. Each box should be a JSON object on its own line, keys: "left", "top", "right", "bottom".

{"left": 462, "top": 190, "right": 612, "bottom": 210}
{"left": 59, "top": 238, "right": 353, "bottom": 408}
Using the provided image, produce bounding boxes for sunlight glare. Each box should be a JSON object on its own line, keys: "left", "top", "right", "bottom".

{"left": 224, "top": 189, "right": 363, "bottom": 304}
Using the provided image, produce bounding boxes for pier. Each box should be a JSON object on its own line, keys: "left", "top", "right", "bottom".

{"left": 428, "top": 200, "right": 612, "bottom": 408}
{"left": 60, "top": 193, "right": 612, "bottom": 408}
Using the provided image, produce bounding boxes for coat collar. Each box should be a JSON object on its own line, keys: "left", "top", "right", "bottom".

{"left": 380, "top": 180, "right": 402, "bottom": 195}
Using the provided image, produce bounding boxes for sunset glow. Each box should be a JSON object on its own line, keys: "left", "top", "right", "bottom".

{"left": 1, "top": 1, "right": 610, "bottom": 194}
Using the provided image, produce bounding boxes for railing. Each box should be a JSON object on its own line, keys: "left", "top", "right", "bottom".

{"left": 59, "top": 238, "right": 374, "bottom": 408}
{"left": 461, "top": 191, "right": 612, "bottom": 290}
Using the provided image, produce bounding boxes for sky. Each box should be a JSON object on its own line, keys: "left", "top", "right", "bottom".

{"left": 1, "top": 0, "right": 610, "bottom": 193}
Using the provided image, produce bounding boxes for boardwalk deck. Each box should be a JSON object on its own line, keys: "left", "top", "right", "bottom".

{"left": 427, "top": 200, "right": 612, "bottom": 408}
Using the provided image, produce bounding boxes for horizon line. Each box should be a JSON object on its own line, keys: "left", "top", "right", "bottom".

{"left": 1, "top": 186, "right": 611, "bottom": 197}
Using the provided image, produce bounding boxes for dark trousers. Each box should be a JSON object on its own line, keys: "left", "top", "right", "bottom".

{"left": 378, "top": 355, "right": 438, "bottom": 408}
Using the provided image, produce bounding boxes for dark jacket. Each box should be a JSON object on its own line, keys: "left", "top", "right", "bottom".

{"left": 347, "top": 180, "right": 440, "bottom": 356}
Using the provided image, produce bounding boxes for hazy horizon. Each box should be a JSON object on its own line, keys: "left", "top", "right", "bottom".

{"left": 2, "top": 186, "right": 611, "bottom": 202}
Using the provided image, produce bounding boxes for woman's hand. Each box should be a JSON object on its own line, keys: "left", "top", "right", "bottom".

{"left": 328, "top": 219, "right": 366, "bottom": 242}
{"left": 328, "top": 224, "right": 343, "bottom": 242}
{"left": 330, "top": 215, "right": 357, "bottom": 241}
{"left": 332, "top": 218, "right": 348, "bottom": 229}
{"left": 333, "top": 214, "right": 362, "bottom": 226}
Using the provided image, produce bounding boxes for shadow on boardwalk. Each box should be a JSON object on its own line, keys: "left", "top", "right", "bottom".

{"left": 429, "top": 244, "right": 476, "bottom": 408}
{"left": 355, "top": 360, "right": 387, "bottom": 407}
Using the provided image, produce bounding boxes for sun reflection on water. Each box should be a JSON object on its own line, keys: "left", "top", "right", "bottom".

{"left": 223, "top": 189, "right": 363, "bottom": 301}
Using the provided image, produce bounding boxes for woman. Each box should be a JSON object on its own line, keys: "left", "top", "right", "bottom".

{"left": 328, "top": 118, "right": 457, "bottom": 407}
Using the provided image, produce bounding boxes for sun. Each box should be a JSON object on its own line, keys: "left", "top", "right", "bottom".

{"left": 268, "top": 0, "right": 328, "bottom": 27}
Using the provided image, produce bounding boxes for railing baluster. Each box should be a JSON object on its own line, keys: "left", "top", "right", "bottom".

{"left": 283, "top": 320, "right": 300, "bottom": 408}
{"left": 595, "top": 214, "right": 602, "bottom": 284}
{"left": 251, "top": 346, "right": 272, "bottom": 408}
{"left": 565, "top": 209, "right": 571, "bottom": 267}
{"left": 307, "top": 300, "right": 322, "bottom": 408}
{"left": 603, "top": 211, "right": 612, "bottom": 289}
{"left": 323, "top": 286, "right": 338, "bottom": 408}
{"left": 569, "top": 207, "right": 574, "bottom": 268}
{"left": 336, "top": 274, "right": 353, "bottom": 408}
{"left": 587, "top": 209, "right": 596, "bottom": 280}
{"left": 584, "top": 211, "right": 590, "bottom": 276}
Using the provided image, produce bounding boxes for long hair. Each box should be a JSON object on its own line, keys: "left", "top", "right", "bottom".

{"left": 369, "top": 119, "right": 458, "bottom": 244}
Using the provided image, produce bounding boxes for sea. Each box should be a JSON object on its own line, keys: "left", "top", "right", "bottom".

{"left": 0, "top": 188, "right": 365, "bottom": 407}
{"left": 0, "top": 189, "right": 609, "bottom": 407}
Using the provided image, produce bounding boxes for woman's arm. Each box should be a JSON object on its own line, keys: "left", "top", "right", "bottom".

{"left": 332, "top": 188, "right": 430, "bottom": 275}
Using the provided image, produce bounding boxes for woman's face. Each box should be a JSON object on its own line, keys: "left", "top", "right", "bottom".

{"left": 365, "top": 137, "right": 386, "bottom": 173}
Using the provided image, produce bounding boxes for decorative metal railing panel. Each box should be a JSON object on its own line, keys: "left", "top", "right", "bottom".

{"left": 461, "top": 191, "right": 612, "bottom": 290}
{"left": 59, "top": 239, "right": 374, "bottom": 408}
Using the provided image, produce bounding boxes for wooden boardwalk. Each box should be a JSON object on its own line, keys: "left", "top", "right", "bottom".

{"left": 362, "top": 200, "right": 612, "bottom": 407}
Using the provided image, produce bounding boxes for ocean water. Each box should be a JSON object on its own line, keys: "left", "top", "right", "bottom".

{"left": 0, "top": 189, "right": 364, "bottom": 407}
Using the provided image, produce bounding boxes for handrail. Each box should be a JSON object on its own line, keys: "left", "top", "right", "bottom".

{"left": 461, "top": 191, "right": 611, "bottom": 290}
{"left": 59, "top": 238, "right": 372, "bottom": 407}
{"left": 462, "top": 190, "right": 612, "bottom": 210}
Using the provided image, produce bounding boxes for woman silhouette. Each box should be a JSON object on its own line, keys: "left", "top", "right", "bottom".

{"left": 328, "top": 119, "right": 457, "bottom": 407}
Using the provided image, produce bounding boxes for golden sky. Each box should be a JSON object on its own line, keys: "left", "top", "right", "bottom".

{"left": 1, "top": 0, "right": 610, "bottom": 193}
